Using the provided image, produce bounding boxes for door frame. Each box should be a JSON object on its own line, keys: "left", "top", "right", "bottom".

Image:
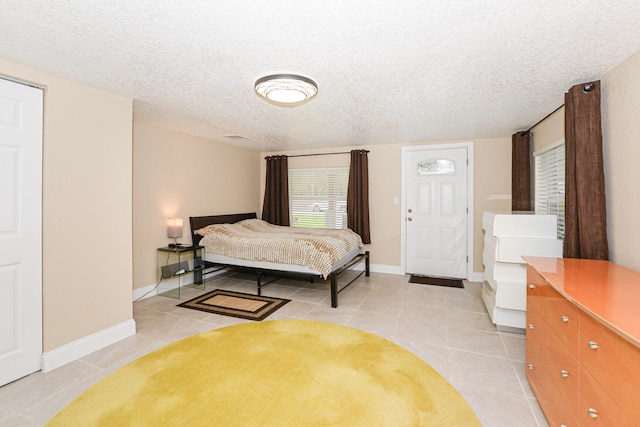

{"left": 401, "top": 142, "right": 474, "bottom": 279}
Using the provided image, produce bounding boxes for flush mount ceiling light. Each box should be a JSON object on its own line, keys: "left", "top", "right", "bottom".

{"left": 254, "top": 74, "right": 318, "bottom": 105}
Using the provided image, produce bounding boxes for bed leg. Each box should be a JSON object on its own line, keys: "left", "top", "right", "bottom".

{"left": 365, "top": 251, "right": 370, "bottom": 277}
{"left": 330, "top": 274, "right": 338, "bottom": 308}
{"left": 256, "top": 271, "right": 262, "bottom": 296}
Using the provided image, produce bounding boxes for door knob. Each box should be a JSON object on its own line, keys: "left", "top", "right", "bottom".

{"left": 407, "top": 217, "right": 413, "bottom": 222}
{"left": 408, "top": 208, "right": 413, "bottom": 213}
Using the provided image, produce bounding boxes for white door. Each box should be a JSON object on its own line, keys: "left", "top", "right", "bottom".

{"left": 0, "top": 78, "right": 43, "bottom": 386}
{"left": 406, "top": 147, "right": 468, "bottom": 278}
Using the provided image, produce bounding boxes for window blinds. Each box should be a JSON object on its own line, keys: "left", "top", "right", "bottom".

{"left": 535, "top": 143, "right": 565, "bottom": 239}
{"left": 288, "top": 167, "right": 349, "bottom": 229}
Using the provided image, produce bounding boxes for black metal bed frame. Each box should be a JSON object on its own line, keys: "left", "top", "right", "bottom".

{"left": 201, "top": 251, "right": 369, "bottom": 308}
{"left": 189, "top": 213, "right": 370, "bottom": 308}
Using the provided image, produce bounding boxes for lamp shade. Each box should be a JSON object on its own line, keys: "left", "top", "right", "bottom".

{"left": 167, "top": 218, "right": 183, "bottom": 239}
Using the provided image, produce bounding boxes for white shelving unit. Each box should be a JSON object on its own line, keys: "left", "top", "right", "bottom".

{"left": 481, "top": 212, "right": 562, "bottom": 333}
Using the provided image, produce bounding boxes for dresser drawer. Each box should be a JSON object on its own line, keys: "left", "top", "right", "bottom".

{"left": 541, "top": 324, "right": 579, "bottom": 417}
{"left": 526, "top": 266, "right": 580, "bottom": 357}
{"left": 526, "top": 305, "right": 544, "bottom": 351}
{"left": 527, "top": 345, "right": 578, "bottom": 427}
{"left": 525, "top": 338, "right": 543, "bottom": 403}
{"left": 539, "top": 293, "right": 580, "bottom": 358}
{"left": 526, "top": 266, "right": 553, "bottom": 313}
{"left": 543, "top": 400, "right": 579, "bottom": 427}
{"left": 580, "top": 313, "right": 640, "bottom": 423}
{"left": 526, "top": 306, "right": 579, "bottom": 419}
{"left": 579, "top": 368, "right": 635, "bottom": 427}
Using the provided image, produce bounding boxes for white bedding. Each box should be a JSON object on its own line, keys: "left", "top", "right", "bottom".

{"left": 197, "top": 219, "right": 364, "bottom": 278}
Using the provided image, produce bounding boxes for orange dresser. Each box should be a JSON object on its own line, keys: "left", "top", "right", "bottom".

{"left": 524, "top": 257, "right": 640, "bottom": 427}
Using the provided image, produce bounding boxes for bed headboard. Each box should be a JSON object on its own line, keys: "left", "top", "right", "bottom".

{"left": 189, "top": 212, "right": 257, "bottom": 246}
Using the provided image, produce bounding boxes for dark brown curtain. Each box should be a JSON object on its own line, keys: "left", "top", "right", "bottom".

{"left": 563, "top": 81, "right": 608, "bottom": 260}
{"left": 261, "top": 155, "right": 290, "bottom": 226}
{"left": 347, "top": 150, "right": 371, "bottom": 244}
{"left": 512, "top": 131, "right": 532, "bottom": 211}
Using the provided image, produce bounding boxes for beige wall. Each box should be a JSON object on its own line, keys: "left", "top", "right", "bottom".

{"left": 133, "top": 123, "right": 261, "bottom": 289}
{"left": 0, "top": 58, "right": 133, "bottom": 351}
{"left": 261, "top": 138, "right": 511, "bottom": 275}
{"left": 471, "top": 139, "right": 513, "bottom": 271}
{"left": 602, "top": 50, "right": 640, "bottom": 271}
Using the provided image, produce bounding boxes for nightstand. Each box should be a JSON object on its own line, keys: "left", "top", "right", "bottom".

{"left": 156, "top": 245, "right": 205, "bottom": 299}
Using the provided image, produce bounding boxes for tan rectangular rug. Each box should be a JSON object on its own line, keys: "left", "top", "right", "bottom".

{"left": 177, "top": 289, "right": 290, "bottom": 321}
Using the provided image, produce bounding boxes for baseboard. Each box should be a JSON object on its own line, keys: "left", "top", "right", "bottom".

{"left": 370, "top": 263, "right": 404, "bottom": 275}
{"left": 468, "top": 271, "right": 484, "bottom": 283}
{"left": 133, "top": 282, "right": 159, "bottom": 301}
{"left": 41, "top": 319, "right": 136, "bottom": 372}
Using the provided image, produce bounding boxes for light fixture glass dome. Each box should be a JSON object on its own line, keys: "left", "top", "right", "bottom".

{"left": 254, "top": 74, "right": 318, "bottom": 105}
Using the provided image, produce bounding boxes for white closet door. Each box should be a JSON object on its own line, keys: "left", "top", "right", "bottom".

{"left": 0, "top": 78, "right": 43, "bottom": 386}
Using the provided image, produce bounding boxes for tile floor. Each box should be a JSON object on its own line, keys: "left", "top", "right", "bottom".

{"left": 0, "top": 271, "right": 550, "bottom": 426}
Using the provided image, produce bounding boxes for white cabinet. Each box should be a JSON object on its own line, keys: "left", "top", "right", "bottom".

{"left": 481, "top": 212, "right": 562, "bottom": 332}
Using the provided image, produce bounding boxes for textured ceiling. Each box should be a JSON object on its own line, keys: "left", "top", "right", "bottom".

{"left": 1, "top": 1, "right": 640, "bottom": 152}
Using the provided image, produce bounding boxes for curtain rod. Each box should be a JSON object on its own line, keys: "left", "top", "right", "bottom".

{"left": 525, "top": 82, "right": 598, "bottom": 134}
{"left": 524, "top": 104, "right": 564, "bottom": 134}
{"left": 265, "top": 150, "right": 370, "bottom": 159}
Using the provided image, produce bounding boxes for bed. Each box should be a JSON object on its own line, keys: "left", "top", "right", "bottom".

{"left": 189, "top": 212, "right": 370, "bottom": 308}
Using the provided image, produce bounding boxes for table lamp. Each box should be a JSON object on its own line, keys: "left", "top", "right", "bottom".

{"left": 167, "top": 217, "right": 183, "bottom": 247}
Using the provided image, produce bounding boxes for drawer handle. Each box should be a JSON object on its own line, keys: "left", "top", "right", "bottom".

{"left": 528, "top": 324, "right": 534, "bottom": 330}
{"left": 588, "top": 341, "right": 599, "bottom": 350}
{"left": 527, "top": 364, "right": 534, "bottom": 370}
{"left": 587, "top": 408, "right": 599, "bottom": 418}
{"left": 561, "top": 315, "right": 570, "bottom": 323}
{"left": 560, "top": 369, "right": 569, "bottom": 378}
{"left": 528, "top": 284, "right": 535, "bottom": 289}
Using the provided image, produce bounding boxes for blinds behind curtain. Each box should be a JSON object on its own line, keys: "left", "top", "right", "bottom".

{"left": 535, "top": 143, "right": 566, "bottom": 239}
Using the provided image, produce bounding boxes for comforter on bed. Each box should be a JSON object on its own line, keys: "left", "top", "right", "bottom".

{"left": 196, "top": 219, "right": 364, "bottom": 278}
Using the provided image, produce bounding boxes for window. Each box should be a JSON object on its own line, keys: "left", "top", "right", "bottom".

{"left": 534, "top": 141, "right": 565, "bottom": 239}
{"left": 288, "top": 167, "right": 348, "bottom": 229}
{"left": 418, "top": 159, "right": 455, "bottom": 175}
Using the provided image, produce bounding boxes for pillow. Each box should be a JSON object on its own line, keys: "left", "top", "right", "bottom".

{"left": 196, "top": 219, "right": 265, "bottom": 236}
{"left": 195, "top": 224, "right": 220, "bottom": 236}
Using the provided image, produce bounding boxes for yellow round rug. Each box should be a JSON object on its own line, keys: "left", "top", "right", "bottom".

{"left": 47, "top": 320, "right": 480, "bottom": 426}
